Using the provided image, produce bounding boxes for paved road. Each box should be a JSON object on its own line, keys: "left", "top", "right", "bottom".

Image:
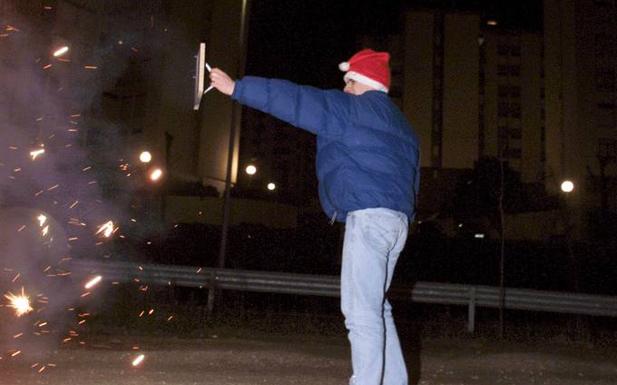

{"left": 1, "top": 334, "right": 616, "bottom": 385}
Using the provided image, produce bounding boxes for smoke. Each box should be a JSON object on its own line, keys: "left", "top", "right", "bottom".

{"left": 0, "top": 1, "right": 170, "bottom": 360}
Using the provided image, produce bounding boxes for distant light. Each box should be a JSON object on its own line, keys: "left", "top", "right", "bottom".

{"left": 561, "top": 180, "right": 574, "bottom": 193}
{"left": 267, "top": 182, "right": 276, "bottom": 191}
{"left": 139, "top": 151, "right": 152, "bottom": 163}
{"left": 149, "top": 168, "right": 163, "bottom": 182}
{"left": 474, "top": 233, "right": 485, "bottom": 239}
{"left": 52, "top": 46, "right": 69, "bottom": 57}
{"left": 458, "top": 223, "right": 463, "bottom": 228}
{"left": 487, "top": 20, "right": 498, "bottom": 26}
{"left": 245, "top": 165, "right": 257, "bottom": 175}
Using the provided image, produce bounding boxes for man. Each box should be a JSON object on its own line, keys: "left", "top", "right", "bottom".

{"left": 210, "top": 48, "right": 420, "bottom": 385}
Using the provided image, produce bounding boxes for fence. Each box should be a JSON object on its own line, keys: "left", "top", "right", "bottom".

{"left": 70, "top": 259, "right": 617, "bottom": 333}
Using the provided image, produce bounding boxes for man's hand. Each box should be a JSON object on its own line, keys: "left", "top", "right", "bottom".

{"left": 209, "top": 68, "right": 235, "bottom": 96}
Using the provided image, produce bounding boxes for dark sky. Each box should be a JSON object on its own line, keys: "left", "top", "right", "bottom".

{"left": 245, "top": 0, "right": 543, "bottom": 88}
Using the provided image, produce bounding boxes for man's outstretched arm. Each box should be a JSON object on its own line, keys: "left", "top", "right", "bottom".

{"left": 209, "top": 67, "right": 355, "bottom": 138}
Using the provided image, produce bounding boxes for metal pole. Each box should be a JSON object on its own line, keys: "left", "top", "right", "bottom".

{"left": 217, "top": 0, "right": 250, "bottom": 270}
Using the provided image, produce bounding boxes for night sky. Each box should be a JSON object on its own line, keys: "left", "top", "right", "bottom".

{"left": 245, "top": 0, "right": 543, "bottom": 89}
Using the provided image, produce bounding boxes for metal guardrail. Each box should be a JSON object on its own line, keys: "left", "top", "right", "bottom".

{"left": 69, "top": 259, "right": 617, "bottom": 333}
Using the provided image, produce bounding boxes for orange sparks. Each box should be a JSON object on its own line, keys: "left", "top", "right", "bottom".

{"left": 17, "top": 225, "right": 26, "bottom": 232}
{"left": 11, "top": 350, "right": 22, "bottom": 357}
{"left": 4, "top": 288, "right": 33, "bottom": 317}
{"left": 83, "top": 65, "right": 98, "bottom": 70}
{"left": 41, "top": 225, "right": 49, "bottom": 237}
{"left": 131, "top": 354, "right": 145, "bottom": 367}
{"left": 11, "top": 273, "right": 20, "bottom": 283}
{"left": 84, "top": 275, "right": 102, "bottom": 289}
{"left": 43, "top": 63, "right": 52, "bottom": 70}
{"left": 96, "top": 220, "right": 116, "bottom": 238}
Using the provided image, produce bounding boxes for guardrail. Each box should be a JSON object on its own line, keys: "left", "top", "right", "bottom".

{"left": 69, "top": 259, "right": 617, "bottom": 333}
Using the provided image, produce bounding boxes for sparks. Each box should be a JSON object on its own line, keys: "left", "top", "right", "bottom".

{"left": 4, "top": 288, "right": 33, "bottom": 317}
{"left": 37, "top": 214, "right": 47, "bottom": 227}
{"left": 131, "top": 354, "right": 145, "bottom": 367}
{"left": 96, "top": 221, "right": 116, "bottom": 238}
{"left": 41, "top": 225, "right": 49, "bottom": 237}
{"left": 84, "top": 275, "right": 102, "bottom": 289}
{"left": 52, "top": 46, "right": 69, "bottom": 57}
{"left": 30, "top": 148, "right": 45, "bottom": 160}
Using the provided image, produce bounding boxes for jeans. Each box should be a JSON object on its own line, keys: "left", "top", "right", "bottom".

{"left": 341, "top": 208, "right": 409, "bottom": 385}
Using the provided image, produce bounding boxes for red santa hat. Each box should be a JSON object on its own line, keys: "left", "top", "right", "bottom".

{"left": 338, "top": 49, "right": 391, "bottom": 93}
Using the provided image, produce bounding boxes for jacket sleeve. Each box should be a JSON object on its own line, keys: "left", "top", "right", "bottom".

{"left": 231, "top": 76, "right": 353, "bottom": 137}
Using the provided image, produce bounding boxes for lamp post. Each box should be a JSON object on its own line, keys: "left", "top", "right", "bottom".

{"left": 217, "top": 0, "right": 250, "bottom": 271}
{"left": 559, "top": 179, "right": 578, "bottom": 293}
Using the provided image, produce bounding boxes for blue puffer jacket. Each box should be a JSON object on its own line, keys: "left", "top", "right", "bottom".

{"left": 232, "top": 76, "right": 420, "bottom": 223}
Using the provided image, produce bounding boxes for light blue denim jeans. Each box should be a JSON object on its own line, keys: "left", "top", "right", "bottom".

{"left": 341, "top": 208, "right": 409, "bottom": 385}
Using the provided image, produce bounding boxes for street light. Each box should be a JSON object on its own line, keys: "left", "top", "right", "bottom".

{"left": 560, "top": 180, "right": 575, "bottom": 193}
{"left": 245, "top": 164, "right": 257, "bottom": 176}
{"left": 267, "top": 182, "right": 276, "bottom": 191}
{"left": 149, "top": 167, "right": 163, "bottom": 182}
{"left": 139, "top": 151, "right": 152, "bottom": 163}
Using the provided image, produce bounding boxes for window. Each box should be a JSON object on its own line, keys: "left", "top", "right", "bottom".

{"left": 498, "top": 102, "right": 521, "bottom": 118}
{"left": 594, "top": 0, "right": 615, "bottom": 6}
{"left": 498, "top": 86, "right": 521, "bottom": 98}
{"left": 497, "top": 44, "right": 510, "bottom": 56}
{"left": 497, "top": 65, "right": 520, "bottom": 77}
{"left": 594, "top": 33, "right": 614, "bottom": 57}
{"left": 597, "top": 102, "right": 615, "bottom": 110}
{"left": 598, "top": 138, "right": 616, "bottom": 159}
{"left": 596, "top": 69, "right": 615, "bottom": 92}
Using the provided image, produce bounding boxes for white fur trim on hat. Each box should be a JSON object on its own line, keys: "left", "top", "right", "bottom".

{"left": 343, "top": 71, "right": 389, "bottom": 93}
{"left": 339, "top": 61, "right": 350, "bottom": 71}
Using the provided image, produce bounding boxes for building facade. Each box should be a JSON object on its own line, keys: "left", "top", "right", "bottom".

{"left": 544, "top": 0, "right": 617, "bottom": 212}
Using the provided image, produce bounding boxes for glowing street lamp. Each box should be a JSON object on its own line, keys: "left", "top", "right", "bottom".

{"left": 560, "top": 180, "right": 575, "bottom": 193}
{"left": 52, "top": 45, "right": 69, "bottom": 58}
{"left": 267, "top": 182, "right": 276, "bottom": 191}
{"left": 245, "top": 164, "right": 257, "bottom": 176}
{"left": 149, "top": 168, "right": 163, "bottom": 182}
{"left": 139, "top": 151, "right": 152, "bottom": 163}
